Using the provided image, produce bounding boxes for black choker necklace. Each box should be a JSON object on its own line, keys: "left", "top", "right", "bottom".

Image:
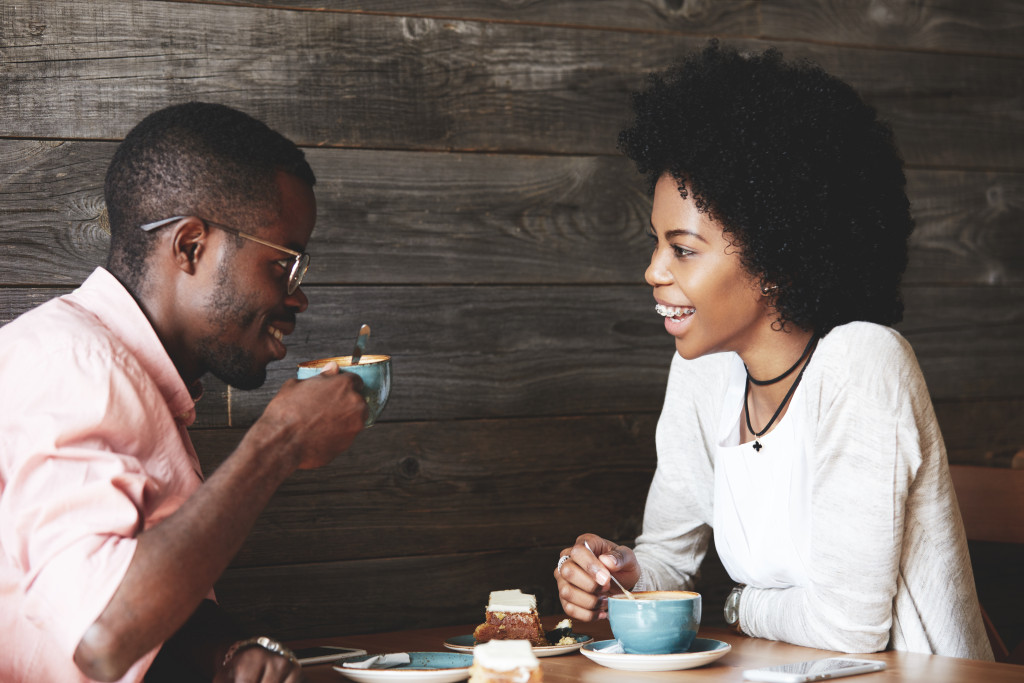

{"left": 745, "top": 335, "right": 819, "bottom": 451}
{"left": 744, "top": 334, "right": 818, "bottom": 386}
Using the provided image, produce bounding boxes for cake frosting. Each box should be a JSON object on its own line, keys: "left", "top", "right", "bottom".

{"left": 486, "top": 589, "right": 536, "bottom": 613}
{"left": 469, "top": 640, "right": 542, "bottom": 683}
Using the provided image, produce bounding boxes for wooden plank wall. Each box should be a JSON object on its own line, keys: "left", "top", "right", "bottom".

{"left": 2, "top": 0, "right": 1022, "bottom": 645}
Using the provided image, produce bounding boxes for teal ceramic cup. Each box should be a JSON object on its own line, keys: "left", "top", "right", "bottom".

{"left": 296, "top": 354, "right": 391, "bottom": 426}
{"left": 608, "top": 590, "right": 701, "bottom": 654}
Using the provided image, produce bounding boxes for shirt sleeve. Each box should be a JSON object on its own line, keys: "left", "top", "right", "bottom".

{"left": 0, "top": 341, "right": 161, "bottom": 666}
{"left": 738, "top": 330, "right": 919, "bottom": 653}
{"left": 632, "top": 353, "right": 721, "bottom": 591}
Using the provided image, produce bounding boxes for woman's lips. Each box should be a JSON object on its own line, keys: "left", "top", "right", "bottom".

{"left": 655, "top": 303, "right": 695, "bottom": 336}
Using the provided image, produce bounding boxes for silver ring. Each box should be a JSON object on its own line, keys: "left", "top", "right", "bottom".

{"left": 556, "top": 555, "right": 570, "bottom": 572}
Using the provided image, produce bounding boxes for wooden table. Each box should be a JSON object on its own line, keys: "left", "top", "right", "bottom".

{"left": 293, "top": 618, "right": 1021, "bottom": 682}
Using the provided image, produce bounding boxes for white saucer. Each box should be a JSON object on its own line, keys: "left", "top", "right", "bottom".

{"left": 443, "top": 633, "right": 593, "bottom": 657}
{"left": 580, "top": 638, "right": 731, "bottom": 672}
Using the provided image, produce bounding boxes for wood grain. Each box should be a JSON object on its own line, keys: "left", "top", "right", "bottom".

{"left": 761, "top": 0, "right": 1024, "bottom": 58}
{"left": 2, "top": 140, "right": 1021, "bottom": 288}
{"left": 172, "top": 0, "right": 1024, "bottom": 60}
{"left": 905, "top": 170, "right": 1024, "bottom": 286}
{"left": 214, "top": 547, "right": 569, "bottom": 639}
{"left": 172, "top": 0, "right": 761, "bottom": 35}
{"left": 2, "top": 3, "right": 1021, "bottom": 168}
{"left": 192, "top": 414, "right": 656, "bottom": 568}
{"left": 897, "top": 285, "right": 1024, "bottom": 400}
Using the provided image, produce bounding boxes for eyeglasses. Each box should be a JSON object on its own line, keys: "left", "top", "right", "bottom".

{"left": 140, "top": 215, "right": 310, "bottom": 294}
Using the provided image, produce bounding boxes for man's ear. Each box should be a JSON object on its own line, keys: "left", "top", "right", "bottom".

{"left": 168, "top": 217, "right": 210, "bottom": 274}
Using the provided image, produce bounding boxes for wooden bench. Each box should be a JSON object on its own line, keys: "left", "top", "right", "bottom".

{"left": 950, "top": 464, "right": 1024, "bottom": 664}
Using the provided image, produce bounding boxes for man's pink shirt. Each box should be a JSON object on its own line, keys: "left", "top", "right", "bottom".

{"left": 0, "top": 268, "right": 204, "bottom": 682}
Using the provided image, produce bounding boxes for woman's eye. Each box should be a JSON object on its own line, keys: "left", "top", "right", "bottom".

{"left": 671, "top": 245, "right": 694, "bottom": 258}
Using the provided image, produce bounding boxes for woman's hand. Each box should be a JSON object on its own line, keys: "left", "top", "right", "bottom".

{"left": 554, "top": 533, "right": 641, "bottom": 621}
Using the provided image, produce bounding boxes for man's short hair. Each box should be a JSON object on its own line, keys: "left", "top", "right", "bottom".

{"left": 104, "top": 102, "right": 315, "bottom": 294}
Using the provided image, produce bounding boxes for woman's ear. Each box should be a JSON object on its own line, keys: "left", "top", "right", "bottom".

{"left": 168, "top": 217, "right": 209, "bottom": 274}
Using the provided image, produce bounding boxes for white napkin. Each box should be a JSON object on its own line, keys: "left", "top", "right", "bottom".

{"left": 342, "top": 653, "right": 412, "bottom": 669}
{"left": 596, "top": 641, "right": 626, "bottom": 654}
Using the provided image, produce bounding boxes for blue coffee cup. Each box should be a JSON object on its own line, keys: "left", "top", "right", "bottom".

{"left": 296, "top": 354, "right": 391, "bottom": 426}
{"left": 608, "top": 590, "right": 701, "bottom": 654}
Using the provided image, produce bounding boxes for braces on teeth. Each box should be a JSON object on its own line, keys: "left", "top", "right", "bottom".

{"left": 655, "top": 304, "right": 695, "bottom": 318}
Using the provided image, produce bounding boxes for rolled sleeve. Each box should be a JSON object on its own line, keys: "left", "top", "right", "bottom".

{"left": 1, "top": 338, "right": 193, "bottom": 678}
{"left": 7, "top": 448, "right": 147, "bottom": 657}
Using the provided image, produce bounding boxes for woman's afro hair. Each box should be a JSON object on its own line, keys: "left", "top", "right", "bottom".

{"left": 619, "top": 41, "right": 914, "bottom": 334}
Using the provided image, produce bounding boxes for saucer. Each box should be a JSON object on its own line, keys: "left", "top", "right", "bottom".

{"left": 443, "top": 633, "right": 593, "bottom": 657}
{"left": 579, "top": 637, "right": 731, "bottom": 672}
{"left": 334, "top": 652, "right": 472, "bottom": 682}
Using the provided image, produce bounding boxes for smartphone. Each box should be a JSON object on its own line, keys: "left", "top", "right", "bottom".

{"left": 743, "top": 657, "right": 885, "bottom": 682}
{"left": 293, "top": 646, "right": 367, "bottom": 666}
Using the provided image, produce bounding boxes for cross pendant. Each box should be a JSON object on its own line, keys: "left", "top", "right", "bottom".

{"left": 752, "top": 441, "right": 762, "bottom": 452}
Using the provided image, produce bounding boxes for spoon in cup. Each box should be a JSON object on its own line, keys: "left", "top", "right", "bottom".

{"left": 351, "top": 324, "right": 371, "bottom": 365}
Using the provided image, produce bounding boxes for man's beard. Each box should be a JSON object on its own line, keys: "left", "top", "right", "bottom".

{"left": 196, "top": 337, "right": 267, "bottom": 390}
{"left": 195, "top": 268, "right": 268, "bottom": 390}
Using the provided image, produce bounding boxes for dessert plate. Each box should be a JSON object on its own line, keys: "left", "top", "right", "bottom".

{"left": 334, "top": 652, "right": 473, "bottom": 682}
{"left": 579, "top": 637, "right": 731, "bottom": 672}
{"left": 443, "top": 633, "right": 593, "bottom": 657}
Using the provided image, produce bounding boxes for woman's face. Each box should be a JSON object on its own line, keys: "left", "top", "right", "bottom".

{"left": 645, "top": 174, "right": 770, "bottom": 360}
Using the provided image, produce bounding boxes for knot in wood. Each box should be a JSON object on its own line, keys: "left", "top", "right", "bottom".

{"left": 398, "top": 456, "right": 420, "bottom": 480}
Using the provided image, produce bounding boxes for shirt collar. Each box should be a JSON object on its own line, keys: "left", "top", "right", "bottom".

{"left": 70, "top": 268, "right": 202, "bottom": 426}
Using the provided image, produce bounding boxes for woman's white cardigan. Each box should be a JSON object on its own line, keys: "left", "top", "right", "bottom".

{"left": 633, "top": 322, "right": 993, "bottom": 660}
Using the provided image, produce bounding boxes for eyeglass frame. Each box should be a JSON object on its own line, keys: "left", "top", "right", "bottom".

{"left": 139, "top": 215, "right": 310, "bottom": 295}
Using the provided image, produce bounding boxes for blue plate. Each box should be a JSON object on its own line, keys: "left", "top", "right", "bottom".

{"left": 335, "top": 652, "right": 473, "bottom": 682}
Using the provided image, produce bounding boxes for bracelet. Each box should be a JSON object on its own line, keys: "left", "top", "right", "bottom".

{"left": 223, "top": 636, "right": 299, "bottom": 668}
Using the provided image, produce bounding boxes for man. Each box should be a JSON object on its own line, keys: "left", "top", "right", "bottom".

{"left": 0, "top": 103, "right": 368, "bottom": 682}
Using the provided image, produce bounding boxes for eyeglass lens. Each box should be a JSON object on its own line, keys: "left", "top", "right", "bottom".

{"left": 288, "top": 254, "right": 311, "bottom": 294}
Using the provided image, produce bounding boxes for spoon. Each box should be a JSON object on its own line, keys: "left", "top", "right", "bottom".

{"left": 585, "top": 540, "right": 636, "bottom": 599}
{"left": 351, "top": 324, "right": 371, "bottom": 365}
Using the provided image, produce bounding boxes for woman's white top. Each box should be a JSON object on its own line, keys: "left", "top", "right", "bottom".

{"left": 713, "top": 358, "right": 812, "bottom": 589}
{"left": 631, "top": 322, "right": 992, "bottom": 660}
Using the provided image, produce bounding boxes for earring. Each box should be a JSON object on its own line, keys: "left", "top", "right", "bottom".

{"left": 761, "top": 283, "right": 777, "bottom": 296}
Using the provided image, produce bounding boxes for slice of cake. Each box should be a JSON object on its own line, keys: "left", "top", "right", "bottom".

{"left": 472, "top": 589, "right": 548, "bottom": 647}
{"left": 469, "top": 640, "right": 542, "bottom": 683}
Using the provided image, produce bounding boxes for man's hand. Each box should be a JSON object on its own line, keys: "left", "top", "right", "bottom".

{"left": 259, "top": 362, "right": 369, "bottom": 470}
{"left": 554, "top": 533, "right": 641, "bottom": 621}
{"left": 215, "top": 647, "right": 303, "bottom": 683}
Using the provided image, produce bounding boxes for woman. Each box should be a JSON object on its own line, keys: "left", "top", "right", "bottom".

{"left": 554, "top": 42, "right": 992, "bottom": 660}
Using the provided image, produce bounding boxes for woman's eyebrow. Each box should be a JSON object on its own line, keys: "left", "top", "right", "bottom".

{"left": 648, "top": 219, "right": 708, "bottom": 243}
{"left": 664, "top": 227, "right": 708, "bottom": 244}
